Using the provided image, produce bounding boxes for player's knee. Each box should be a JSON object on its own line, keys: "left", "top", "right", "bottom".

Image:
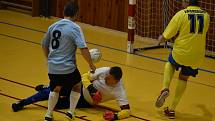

{"left": 179, "top": 73, "right": 189, "bottom": 81}
{"left": 72, "top": 82, "right": 81, "bottom": 92}
{"left": 53, "top": 86, "right": 61, "bottom": 92}
{"left": 165, "top": 62, "right": 174, "bottom": 69}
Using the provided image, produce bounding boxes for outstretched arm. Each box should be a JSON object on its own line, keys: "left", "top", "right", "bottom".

{"left": 82, "top": 72, "right": 102, "bottom": 104}
{"left": 103, "top": 84, "right": 131, "bottom": 121}
{"left": 103, "top": 104, "right": 131, "bottom": 121}
{"left": 157, "top": 35, "right": 168, "bottom": 45}
{"left": 80, "top": 48, "right": 96, "bottom": 73}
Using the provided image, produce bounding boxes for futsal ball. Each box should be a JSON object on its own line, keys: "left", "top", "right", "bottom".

{"left": 89, "top": 48, "right": 102, "bottom": 63}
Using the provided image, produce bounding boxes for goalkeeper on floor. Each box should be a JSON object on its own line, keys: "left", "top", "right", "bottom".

{"left": 12, "top": 66, "right": 131, "bottom": 121}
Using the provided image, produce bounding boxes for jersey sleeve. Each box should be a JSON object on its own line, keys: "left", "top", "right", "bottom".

{"left": 71, "top": 27, "right": 87, "bottom": 48}
{"left": 163, "top": 10, "right": 183, "bottom": 39}
{"left": 114, "top": 82, "right": 129, "bottom": 106}
{"left": 205, "top": 13, "right": 210, "bottom": 33}
{"left": 91, "top": 67, "right": 110, "bottom": 80}
{"left": 41, "top": 30, "right": 51, "bottom": 47}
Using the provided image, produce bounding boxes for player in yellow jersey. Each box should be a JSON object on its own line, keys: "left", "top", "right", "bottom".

{"left": 155, "top": 0, "right": 210, "bottom": 118}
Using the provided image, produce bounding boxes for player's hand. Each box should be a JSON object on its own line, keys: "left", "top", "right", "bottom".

{"left": 157, "top": 34, "right": 167, "bottom": 46}
{"left": 91, "top": 91, "right": 102, "bottom": 104}
{"left": 89, "top": 64, "right": 96, "bottom": 73}
{"left": 103, "top": 111, "right": 115, "bottom": 121}
{"left": 157, "top": 35, "right": 163, "bottom": 45}
{"left": 87, "top": 84, "right": 102, "bottom": 104}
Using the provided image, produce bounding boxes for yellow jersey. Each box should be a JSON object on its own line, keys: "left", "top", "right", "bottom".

{"left": 163, "top": 6, "right": 210, "bottom": 69}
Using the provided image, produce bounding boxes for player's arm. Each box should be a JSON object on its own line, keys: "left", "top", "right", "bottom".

{"left": 205, "top": 13, "right": 210, "bottom": 33}
{"left": 103, "top": 84, "right": 131, "bottom": 120}
{"left": 103, "top": 104, "right": 131, "bottom": 121}
{"left": 73, "top": 27, "right": 96, "bottom": 72}
{"left": 157, "top": 34, "right": 167, "bottom": 45}
{"left": 41, "top": 31, "right": 50, "bottom": 59}
{"left": 158, "top": 11, "right": 182, "bottom": 45}
{"left": 82, "top": 71, "right": 102, "bottom": 104}
{"left": 117, "top": 104, "right": 131, "bottom": 120}
{"left": 82, "top": 67, "right": 106, "bottom": 88}
{"left": 42, "top": 45, "right": 49, "bottom": 59}
{"left": 82, "top": 71, "right": 94, "bottom": 88}
{"left": 80, "top": 48, "right": 96, "bottom": 72}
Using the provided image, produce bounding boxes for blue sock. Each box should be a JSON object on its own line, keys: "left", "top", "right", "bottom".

{"left": 22, "top": 88, "right": 51, "bottom": 106}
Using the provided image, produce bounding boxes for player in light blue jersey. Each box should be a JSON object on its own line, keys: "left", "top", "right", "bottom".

{"left": 41, "top": 1, "right": 96, "bottom": 121}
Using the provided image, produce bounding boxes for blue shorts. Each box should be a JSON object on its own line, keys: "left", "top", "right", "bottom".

{"left": 168, "top": 53, "right": 198, "bottom": 77}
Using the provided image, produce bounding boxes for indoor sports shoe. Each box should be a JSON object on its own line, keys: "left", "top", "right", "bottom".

{"left": 44, "top": 113, "right": 53, "bottom": 121}
{"left": 155, "top": 88, "right": 169, "bottom": 108}
{"left": 12, "top": 100, "right": 25, "bottom": 112}
{"left": 35, "top": 85, "right": 49, "bottom": 91}
{"left": 65, "top": 111, "right": 75, "bottom": 121}
{"left": 164, "top": 107, "right": 175, "bottom": 119}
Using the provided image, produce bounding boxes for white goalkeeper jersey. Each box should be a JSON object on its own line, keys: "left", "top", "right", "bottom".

{"left": 82, "top": 67, "right": 129, "bottom": 106}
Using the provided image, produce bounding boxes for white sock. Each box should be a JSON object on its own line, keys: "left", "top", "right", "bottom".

{"left": 68, "top": 91, "right": 80, "bottom": 114}
{"left": 47, "top": 91, "right": 59, "bottom": 115}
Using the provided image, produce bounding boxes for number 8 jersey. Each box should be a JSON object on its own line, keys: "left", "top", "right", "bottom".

{"left": 42, "top": 19, "right": 87, "bottom": 74}
{"left": 163, "top": 6, "right": 210, "bottom": 69}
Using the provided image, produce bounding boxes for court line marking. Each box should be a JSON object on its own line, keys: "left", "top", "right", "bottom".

{"left": 0, "top": 33, "right": 215, "bottom": 89}
{"left": 0, "top": 21, "right": 215, "bottom": 74}
{"left": 0, "top": 21, "right": 46, "bottom": 33}
{"left": 0, "top": 92, "right": 91, "bottom": 121}
{"left": 102, "top": 58, "right": 215, "bottom": 89}
{"left": 0, "top": 77, "right": 150, "bottom": 121}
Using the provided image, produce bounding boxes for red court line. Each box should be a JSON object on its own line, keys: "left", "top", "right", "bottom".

{"left": 0, "top": 76, "right": 150, "bottom": 121}
{"left": 0, "top": 77, "right": 35, "bottom": 89}
{"left": 0, "top": 92, "right": 91, "bottom": 121}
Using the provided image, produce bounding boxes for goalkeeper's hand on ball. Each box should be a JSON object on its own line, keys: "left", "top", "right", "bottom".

{"left": 87, "top": 84, "right": 102, "bottom": 104}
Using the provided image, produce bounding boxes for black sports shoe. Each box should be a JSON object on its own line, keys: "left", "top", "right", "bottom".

{"left": 12, "top": 102, "right": 24, "bottom": 112}
{"left": 44, "top": 116, "right": 53, "bottom": 121}
{"left": 164, "top": 107, "right": 175, "bottom": 119}
{"left": 35, "top": 85, "right": 49, "bottom": 91}
{"left": 65, "top": 111, "right": 75, "bottom": 121}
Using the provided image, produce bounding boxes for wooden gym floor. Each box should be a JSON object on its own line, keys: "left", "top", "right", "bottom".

{"left": 0, "top": 10, "right": 215, "bottom": 121}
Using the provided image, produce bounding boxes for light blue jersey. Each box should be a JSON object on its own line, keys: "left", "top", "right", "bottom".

{"left": 42, "top": 19, "right": 87, "bottom": 74}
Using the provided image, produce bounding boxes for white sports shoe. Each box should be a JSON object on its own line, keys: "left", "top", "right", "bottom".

{"left": 44, "top": 113, "right": 53, "bottom": 121}
{"left": 155, "top": 88, "right": 169, "bottom": 108}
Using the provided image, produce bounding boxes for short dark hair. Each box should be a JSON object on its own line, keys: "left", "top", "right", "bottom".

{"left": 183, "top": 0, "right": 198, "bottom": 6}
{"left": 109, "top": 66, "right": 122, "bottom": 80}
{"left": 189, "top": 0, "right": 198, "bottom": 5}
{"left": 63, "top": 2, "right": 79, "bottom": 18}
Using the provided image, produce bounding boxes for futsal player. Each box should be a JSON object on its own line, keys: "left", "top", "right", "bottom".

{"left": 41, "top": 1, "right": 96, "bottom": 121}
{"left": 12, "top": 67, "right": 131, "bottom": 121}
{"left": 155, "top": 0, "right": 210, "bottom": 118}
